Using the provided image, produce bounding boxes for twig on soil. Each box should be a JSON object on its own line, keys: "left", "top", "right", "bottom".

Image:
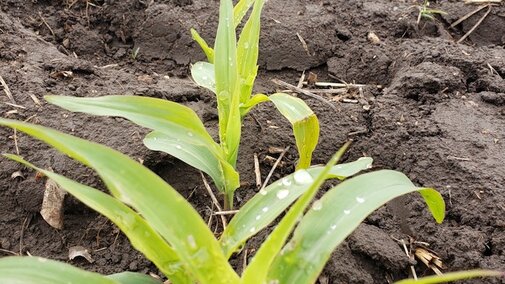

{"left": 19, "top": 216, "right": 29, "bottom": 255}
{"left": 296, "top": 71, "right": 306, "bottom": 89}
{"left": 214, "top": 210, "right": 239, "bottom": 216}
{"left": 200, "top": 172, "right": 227, "bottom": 229}
{"left": 487, "top": 63, "right": 502, "bottom": 78}
{"left": 282, "top": 88, "right": 348, "bottom": 95}
{"left": 303, "top": 81, "right": 378, "bottom": 89}
{"left": 260, "top": 146, "right": 290, "bottom": 191}
{"left": 4, "top": 102, "right": 26, "bottom": 109}
{"left": 13, "top": 129, "right": 20, "bottom": 155}
{"left": 0, "top": 75, "right": 16, "bottom": 104}
{"left": 254, "top": 153, "right": 262, "bottom": 188}
{"left": 296, "top": 33, "right": 311, "bottom": 57}
{"left": 447, "top": 155, "right": 471, "bottom": 161}
{"left": 38, "top": 12, "right": 56, "bottom": 38}
{"left": 250, "top": 112, "right": 263, "bottom": 132}
{"left": 457, "top": 5, "right": 493, "bottom": 44}
{"left": 464, "top": 0, "right": 502, "bottom": 4}
{"left": 0, "top": 248, "right": 18, "bottom": 256}
{"left": 450, "top": 4, "right": 488, "bottom": 28}
{"left": 271, "top": 79, "right": 338, "bottom": 111}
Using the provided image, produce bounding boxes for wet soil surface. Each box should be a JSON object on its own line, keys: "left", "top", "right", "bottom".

{"left": 1, "top": 0, "right": 504, "bottom": 283}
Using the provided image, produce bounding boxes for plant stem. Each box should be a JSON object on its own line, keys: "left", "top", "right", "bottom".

{"left": 224, "top": 191, "right": 234, "bottom": 210}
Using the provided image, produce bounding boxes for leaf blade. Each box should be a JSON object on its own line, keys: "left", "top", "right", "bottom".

{"left": 0, "top": 256, "right": 117, "bottom": 284}
{"left": 0, "top": 119, "right": 239, "bottom": 284}
{"left": 220, "top": 157, "right": 373, "bottom": 258}
{"left": 267, "top": 170, "right": 446, "bottom": 283}
{"left": 269, "top": 93, "right": 319, "bottom": 169}
{"left": 3, "top": 154, "right": 191, "bottom": 283}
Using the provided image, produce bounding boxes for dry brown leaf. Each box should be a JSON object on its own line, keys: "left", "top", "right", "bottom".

{"left": 40, "top": 176, "right": 66, "bottom": 229}
{"left": 68, "top": 246, "right": 95, "bottom": 263}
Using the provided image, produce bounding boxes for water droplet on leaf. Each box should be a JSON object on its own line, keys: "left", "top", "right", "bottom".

{"left": 293, "top": 169, "right": 313, "bottom": 185}
{"left": 276, "top": 189, "right": 289, "bottom": 199}
{"left": 312, "top": 199, "right": 323, "bottom": 211}
{"left": 356, "top": 197, "right": 365, "bottom": 203}
{"left": 281, "top": 178, "right": 292, "bottom": 186}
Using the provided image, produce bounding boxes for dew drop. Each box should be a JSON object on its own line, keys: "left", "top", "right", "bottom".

{"left": 312, "top": 199, "right": 323, "bottom": 211}
{"left": 202, "top": 76, "right": 208, "bottom": 80}
{"left": 244, "top": 42, "right": 250, "bottom": 49}
{"left": 262, "top": 207, "right": 269, "bottom": 212}
{"left": 255, "top": 215, "right": 261, "bottom": 220}
{"left": 293, "top": 169, "right": 313, "bottom": 185}
{"left": 344, "top": 209, "right": 351, "bottom": 215}
{"left": 249, "top": 227, "right": 256, "bottom": 233}
{"left": 330, "top": 224, "right": 337, "bottom": 230}
{"left": 259, "top": 189, "right": 267, "bottom": 195}
{"left": 37, "top": 257, "right": 48, "bottom": 263}
{"left": 187, "top": 235, "right": 197, "bottom": 250}
{"left": 175, "top": 145, "right": 182, "bottom": 150}
{"left": 281, "top": 178, "right": 292, "bottom": 186}
{"left": 187, "top": 132, "right": 194, "bottom": 137}
{"left": 356, "top": 197, "right": 365, "bottom": 203}
{"left": 276, "top": 189, "right": 289, "bottom": 200}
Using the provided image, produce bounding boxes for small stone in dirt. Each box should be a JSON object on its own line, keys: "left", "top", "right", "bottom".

{"left": 480, "top": 92, "right": 505, "bottom": 106}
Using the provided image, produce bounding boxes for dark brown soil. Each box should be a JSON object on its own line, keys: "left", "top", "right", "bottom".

{"left": 1, "top": 0, "right": 504, "bottom": 283}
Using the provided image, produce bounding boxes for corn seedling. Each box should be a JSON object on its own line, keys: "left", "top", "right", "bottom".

{"left": 417, "top": 0, "right": 448, "bottom": 24}
{"left": 1, "top": 119, "right": 502, "bottom": 283}
{"left": 45, "top": 0, "right": 319, "bottom": 210}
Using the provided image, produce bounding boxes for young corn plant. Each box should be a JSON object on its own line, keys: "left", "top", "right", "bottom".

{"left": 44, "top": 0, "right": 318, "bottom": 210}
{"left": 1, "top": 119, "right": 502, "bottom": 284}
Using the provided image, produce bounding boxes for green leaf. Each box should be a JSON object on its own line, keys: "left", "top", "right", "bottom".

{"left": 419, "top": 188, "right": 445, "bottom": 223}
{"left": 239, "top": 93, "right": 269, "bottom": 116}
{"left": 236, "top": 0, "right": 263, "bottom": 103}
{"left": 190, "top": 29, "right": 214, "bottom": 63}
{"left": 45, "top": 95, "right": 239, "bottom": 193}
{"left": 242, "top": 144, "right": 350, "bottom": 284}
{"left": 107, "top": 272, "right": 163, "bottom": 284}
{"left": 233, "top": 0, "right": 256, "bottom": 28}
{"left": 269, "top": 93, "right": 319, "bottom": 169}
{"left": 3, "top": 154, "right": 191, "bottom": 284}
{"left": 0, "top": 256, "right": 117, "bottom": 284}
{"left": 214, "top": 0, "right": 241, "bottom": 167}
{"left": 268, "top": 170, "right": 446, "bottom": 283}
{"left": 144, "top": 131, "right": 239, "bottom": 194}
{"left": 191, "top": 62, "right": 216, "bottom": 94}
{"left": 220, "top": 156, "right": 372, "bottom": 258}
{"left": 394, "top": 270, "right": 503, "bottom": 284}
{"left": 0, "top": 119, "right": 239, "bottom": 284}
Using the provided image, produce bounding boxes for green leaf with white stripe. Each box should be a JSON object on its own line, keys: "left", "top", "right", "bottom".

{"left": 267, "top": 170, "right": 446, "bottom": 284}
{"left": 0, "top": 118, "right": 239, "bottom": 284}
{"left": 220, "top": 157, "right": 373, "bottom": 258}
{"left": 3, "top": 154, "right": 191, "bottom": 284}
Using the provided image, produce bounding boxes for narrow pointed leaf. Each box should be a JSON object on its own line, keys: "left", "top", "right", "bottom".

{"left": 0, "top": 119, "right": 239, "bottom": 284}
{"left": 45, "top": 95, "right": 237, "bottom": 193}
{"left": 236, "top": 0, "right": 263, "bottom": 103}
{"left": 419, "top": 188, "right": 445, "bottom": 223}
{"left": 214, "top": 0, "right": 240, "bottom": 164}
{"left": 144, "top": 131, "right": 239, "bottom": 194}
{"left": 107, "top": 272, "right": 163, "bottom": 284}
{"left": 233, "top": 0, "right": 256, "bottom": 28}
{"left": 394, "top": 270, "right": 503, "bottom": 284}
{"left": 267, "top": 170, "right": 446, "bottom": 283}
{"left": 240, "top": 93, "right": 269, "bottom": 116}
{"left": 220, "top": 157, "right": 373, "bottom": 258}
{"left": 45, "top": 95, "right": 220, "bottom": 154}
{"left": 269, "top": 93, "right": 319, "bottom": 169}
{"left": 242, "top": 145, "right": 349, "bottom": 284}
{"left": 0, "top": 256, "right": 117, "bottom": 284}
{"left": 3, "top": 154, "right": 190, "bottom": 284}
{"left": 191, "top": 62, "right": 216, "bottom": 94}
{"left": 190, "top": 29, "right": 214, "bottom": 63}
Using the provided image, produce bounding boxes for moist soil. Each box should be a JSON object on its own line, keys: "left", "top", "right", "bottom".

{"left": 1, "top": 0, "right": 504, "bottom": 283}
